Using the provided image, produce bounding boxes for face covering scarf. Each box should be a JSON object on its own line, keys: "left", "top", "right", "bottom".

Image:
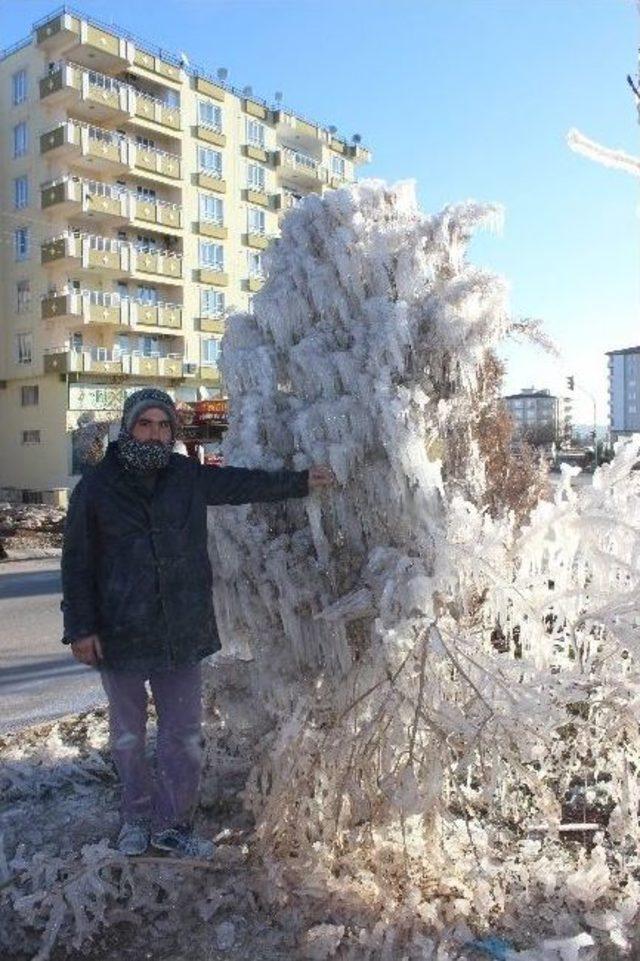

{"left": 117, "top": 427, "right": 173, "bottom": 471}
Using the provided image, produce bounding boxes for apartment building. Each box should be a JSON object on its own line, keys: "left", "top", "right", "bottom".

{"left": 504, "top": 387, "right": 572, "bottom": 447}
{"left": 0, "top": 7, "right": 370, "bottom": 498}
{"left": 607, "top": 346, "right": 640, "bottom": 440}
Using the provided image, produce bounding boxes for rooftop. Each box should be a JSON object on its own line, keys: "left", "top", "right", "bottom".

{"left": 605, "top": 346, "right": 640, "bottom": 356}
{"left": 2, "top": 4, "right": 369, "bottom": 154}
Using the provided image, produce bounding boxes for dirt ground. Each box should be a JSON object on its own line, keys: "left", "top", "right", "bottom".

{"left": 0, "top": 503, "right": 65, "bottom": 559}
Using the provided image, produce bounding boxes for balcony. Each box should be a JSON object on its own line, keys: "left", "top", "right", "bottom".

{"left": 44, "top": 346, "right": 125, "bottom": 375}
{"left": 244, "top": 231, "right": 270, "bottom": 251}
{"left": 243, "top": 188, "right": 270, "bottom": 208}
{"left": 245, "top": 273, "right": 265, "bottom": 293}
{"left": 41, "top": 289, "right": 183, "bottom": 330}
{"left": 41, "top": 233, "right": 184, "bottom": 284}
{"left": 197, "top": 266, "right": 228, "bottom": 287}
{"left": 275, "top": 148, "right": 327, "bottom": 188}
{"left": 193, "top": 124, "right": 226, "bottom": 149}
{"left": 36, "top": 11, "right": 183, "bottom": 85}
{"left": 195, "top": 169, "right": 226, "bottom": 194}
{"left": 41, "top": 290, "right": 126, "bottom": 326}
{"left": 198, "top": 316, "right": 225, "bottom": 334}
{"left": 44, "top": 347, "right": 184, "bottom": 378}
{"left": 197, "top": 220, "right": 228, "bottom": 240}
{"left": 40, "top": 121, "right": 182, "bottom": 181}
{"left": 40, "top": 62, "right": 181, "bottom": 133}
{"left": 41, "top": 178, "right": 183, "bottom": 233}
{"left": 200, "top": 363, "right": 221, "bottom": 383}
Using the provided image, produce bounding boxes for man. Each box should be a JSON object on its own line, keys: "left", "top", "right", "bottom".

{"left": 61, "top": 387, "right": 333, "bottom": 858}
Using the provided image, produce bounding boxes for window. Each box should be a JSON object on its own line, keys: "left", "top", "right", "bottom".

{"left": 164, "top": 90, "right": 180, "bottom": 109}
{"left": 16, "top": 280, "right": 30, "bottom": 313}
{"left": 198, "top": 146, "right": 222, "bottom": 177}
{"left": 16, "top": 332, "right": 33, "bottom": 365}
{"left": 13, "top": 121, "right": 27, "bottom": 157}
{"left": 137, "top": 185, "right": 157, "bottom": 201}
{"left": 247, "top": 163, "right": 266, "bottom": 191}
{"left": 247, "top": 250, "right": 264, "bottom": 277}
{"left": 136, "top": 234, "right": 158, "bottom": 252}
{"left": 247, "top": 207, "right": 266, "bottom": 235}
{"left": 246, "top": 119, "right": 265, "bottom": 148}
{"left": 12, "top": 69, "right": 27, "bottom": 106}
{"left": 14, "top": 175, "right": 28, "bottom": 209}
{"left": 199, "top": 241, "right": 224, "bottom": 271}
{"left": 140, "top": 335, "right": 161, "bottom": 357}
{"left": 14, "top": 227, "right": 29, "bottom": 261}
{"left": 137, "top": 285, "right": 158, "bottom": 305}
{"left": 21, "top": 385, "right": 39, "bottom": 407}
{"left": 331, "top": 155, "right": 346, "bottom": 178}
{"left": 136, "top": 135, "right": 156, "bottom": 149}
{"left": 201, "top": 289, "right": 225, "bottom": 317}
{"left": 199, "top": 194, "right": 224, "bottom": 224}
{"left": 21, "top": 430, "right": 41, "bottom": 445}
{"left": 198, "top": 100, "right": 222, "bottom": 131}
{"left": 202, "top": 338, "right": 220, "bottom": 364}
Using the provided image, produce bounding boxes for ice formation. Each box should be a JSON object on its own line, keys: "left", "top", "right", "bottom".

{"left": 567, "top": 128, "right": 640, "bottom": 179}
{"left": 204, "top": 181, "right": 640, "bottom": 957}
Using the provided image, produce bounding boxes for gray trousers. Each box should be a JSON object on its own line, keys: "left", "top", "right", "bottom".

{"left": 100, "top": 662, "right": 203, "bottom": 830}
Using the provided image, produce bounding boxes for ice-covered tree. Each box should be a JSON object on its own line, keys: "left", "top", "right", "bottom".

{"left": 203, "top": 181, "right": 640, "bottom": 957}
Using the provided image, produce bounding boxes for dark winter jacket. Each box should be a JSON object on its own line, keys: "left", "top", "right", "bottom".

{"left": 61, "top": 443, "right": 309, "bottom": 672}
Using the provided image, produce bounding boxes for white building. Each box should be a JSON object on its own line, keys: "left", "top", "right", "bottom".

{"left": 607, "top": 346, "right": 640, "bottom": 440}
{"left": 503, "top": 387, "right": 572, "bottom": 447}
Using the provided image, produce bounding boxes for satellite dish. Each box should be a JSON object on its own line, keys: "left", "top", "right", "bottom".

{"left": 243, "top": 85, "right": 253, "bottom": 97}
{"left": 217, "top": 67, "right": 228, "bottom": 82}
{"left": 274, "top": 91, "right": 283, "bottom": 103}
{"left": 328, "top": 125, "right": 337, "bottom": 135}
{"left": 352, "top": 133, "right": 362, "bottom": 144}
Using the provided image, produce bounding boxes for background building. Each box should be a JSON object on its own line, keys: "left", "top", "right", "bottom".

{"left": 607, "top": 346, "right": 640, "bottom": 441}
{"left": 504, "top": 387, "right": 572, "bottom": 448}
{"left": 0, "top": 7, "right": 370, "bottom": 499}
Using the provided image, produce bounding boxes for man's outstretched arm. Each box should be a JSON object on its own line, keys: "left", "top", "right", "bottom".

{"left": 199, "top": 462, "right": 335, "bottom": 506}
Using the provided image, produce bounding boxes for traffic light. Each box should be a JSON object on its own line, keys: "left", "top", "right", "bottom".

{"left": 566, "top": 376, "right": 575, "bottom": 391}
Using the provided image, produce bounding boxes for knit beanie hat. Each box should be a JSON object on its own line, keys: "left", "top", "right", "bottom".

{"left": 121, "top": 387, "right": 178, "bottom": 439}
{"left": 117, "top": 388, "right": 178, "bottom": 472}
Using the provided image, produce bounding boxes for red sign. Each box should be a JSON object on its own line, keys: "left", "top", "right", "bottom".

{"left": 192, "top": 399, "right": 228, "bottom": 425}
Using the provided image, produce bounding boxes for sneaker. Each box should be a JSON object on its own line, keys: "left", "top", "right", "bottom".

{"left": 116, "top": 820, "right": 150, "bottom": 856}
{"left": 150, "top": 825, "right": 215, "bottom": 859}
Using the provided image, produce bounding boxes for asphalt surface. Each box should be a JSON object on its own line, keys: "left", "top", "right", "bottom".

{"left": 0, "top": 558, "right": 105, "bottom": 734}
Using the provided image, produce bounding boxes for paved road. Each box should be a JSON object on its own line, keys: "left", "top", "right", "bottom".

{"left": 0, "top": 558, "right": 105, "bottom": 734}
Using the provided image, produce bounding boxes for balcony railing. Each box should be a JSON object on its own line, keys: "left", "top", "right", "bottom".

{"left": 44, "top": 345, "right": 185, "bottom": 376}
{"left": 282, "top": 148, "right": 320, "bottom": 172}
{"left": 42, "top": 232, "right": 184, "bottom": 282}
{"left": 198, "top": 166, "right": 223, "bottom": 180}
{"left": 41, "top": 120, "right": 182, "bottom": 177}
{"left": 41, "top": 177, "right": 183, "bottom": 228}
{"left": 41, "top": 287, "right": 183, "bottom": 329}
{"left": 43, "top": 286, "right": 182, "bottom": 309}
{"left": 40, "top": 61, "right": 182, "bottom": 130}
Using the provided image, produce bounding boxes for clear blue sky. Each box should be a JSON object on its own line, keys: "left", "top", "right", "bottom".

{"left": 2, "top": 0, "right": 638, "bottom": 424}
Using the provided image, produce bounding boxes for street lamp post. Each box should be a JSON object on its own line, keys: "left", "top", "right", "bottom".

{"left": 567, "top": 375, "right": 598, "bottom": 468}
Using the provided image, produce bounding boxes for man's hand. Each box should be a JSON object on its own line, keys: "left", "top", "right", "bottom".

{"left": 308, "top": 465, "right": 336, "bottom": 490}
{"left": 70, "top": 634, "right": 103, "bottom": 667}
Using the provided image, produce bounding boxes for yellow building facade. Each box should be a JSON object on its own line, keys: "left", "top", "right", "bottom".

{"left": 0, "top": 8, "right": 370, "bottom": 499}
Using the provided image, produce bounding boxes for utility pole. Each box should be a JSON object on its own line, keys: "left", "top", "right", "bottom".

{"left": 567, "top": 375, "right": 598, "bottom": 467}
